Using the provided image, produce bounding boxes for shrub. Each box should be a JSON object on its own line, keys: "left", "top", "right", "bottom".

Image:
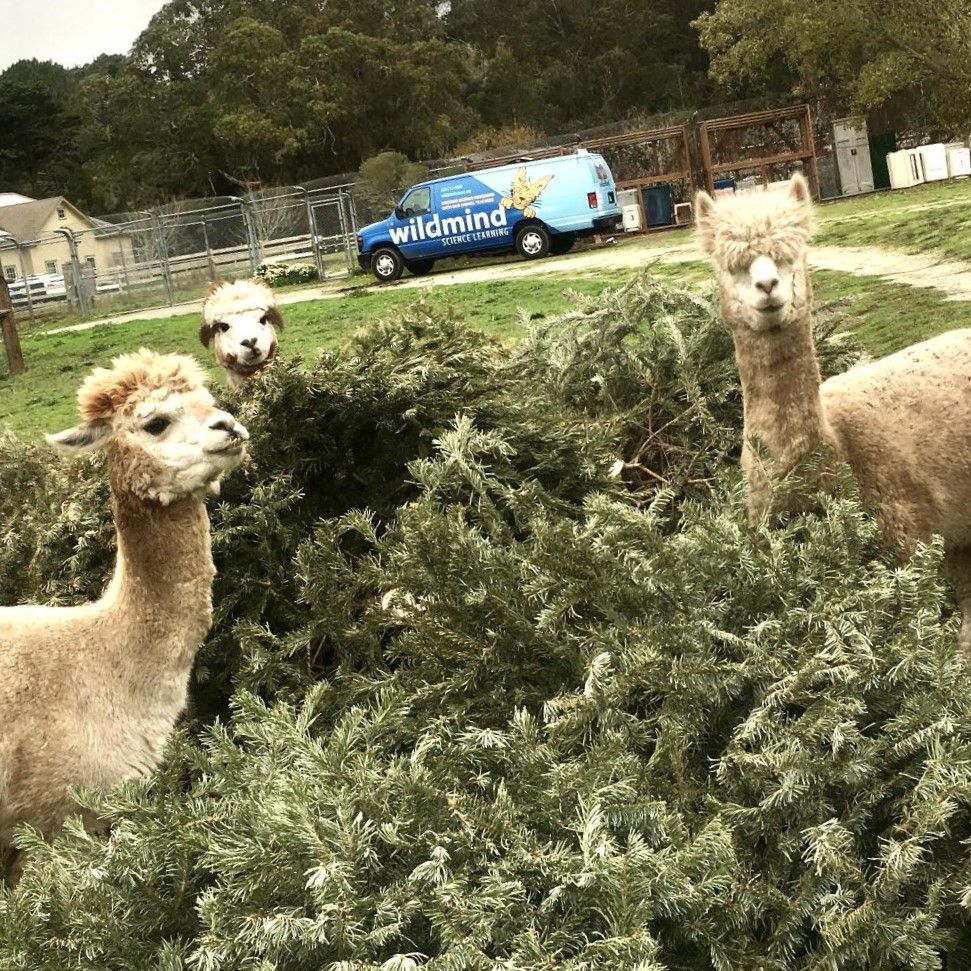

{"left": 2, "top": 274, "right": 970, "bottom": 970}
{"left": 354, "top": 151, "right": 431, "bottom": 223}
{"left": 451, "top": 124, "right": 548, "bottom": 160}
{"left": 256, "top": 261, "right": 320, "bottom": 287}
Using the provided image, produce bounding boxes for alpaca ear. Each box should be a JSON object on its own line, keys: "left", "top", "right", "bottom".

{"left": 788, "top": 173, "right": 812, "bottom": 207}
{"left": 200, "top": 280, "right": 230, "bottom": 346}
{"left": 46, "top": 419, "right": 112, "bottom": 455}
{"left": 264, "top": 306, "right": 284, "bottom": 331}
{"left": 694, "top": 191, "right": 717, "bottom": 255}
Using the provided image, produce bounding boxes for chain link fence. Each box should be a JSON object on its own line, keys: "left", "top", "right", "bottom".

{"left": 2, "top": 94, "right": 917, "bottom": 329}
{"left": 1, "top": 187, "right": 359, "bottom": 327}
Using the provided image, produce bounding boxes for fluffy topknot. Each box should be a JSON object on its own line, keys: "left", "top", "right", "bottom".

{"left": 695, "top": 174, "right": 815, "bottom": 272}
{"left": 201, "top": 278, "right": 276, "bottom": 325}
{"left": 77, "top": 349, "right": 208, "bottom": 422}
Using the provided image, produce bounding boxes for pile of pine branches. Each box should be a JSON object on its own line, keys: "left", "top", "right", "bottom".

{"left": 2, "top": 274, "right": 968, "bottom": 970}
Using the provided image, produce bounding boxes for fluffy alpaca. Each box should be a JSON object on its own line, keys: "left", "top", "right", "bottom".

{"left": 0, "top": 350, "right": 248, "bottom": 881}
{"left": 696, "top": 174, "right": 971, "bottom": 651}
{"left": 200, "top": 278, "right": 284, "bottom": 387}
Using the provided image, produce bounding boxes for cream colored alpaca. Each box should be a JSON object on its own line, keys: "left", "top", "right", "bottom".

{"left": 0, "top": 350, "right": 248, "bottom": 881}
{"left": 200, "top": 279, "right": 284, "bottom": 387}
{"left": 696, "top": 174, "right": 971, "bottom": 651}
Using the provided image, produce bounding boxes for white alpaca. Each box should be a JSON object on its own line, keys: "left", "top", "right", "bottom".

{"left": 200, "top": 279, "right": 284, "bottom": 387}
{"left": 696, "top": 174, "right": 971, "bottom": 651}
{"left": 0, "top": 350, "right": 248, "bottom": 881}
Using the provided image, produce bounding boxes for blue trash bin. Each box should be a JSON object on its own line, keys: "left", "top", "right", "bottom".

{"left": 641, "top": 183, "right": 674, "bottom": 228}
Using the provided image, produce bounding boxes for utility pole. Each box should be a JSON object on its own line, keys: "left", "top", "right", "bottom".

{"left": 0, "top": 274, "right": 26, "bottom": 375}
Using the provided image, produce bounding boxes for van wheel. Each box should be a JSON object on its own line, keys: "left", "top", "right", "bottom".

{"left": 372, "top": 247, "right": 404, "bottom": 282}
{"left": 407, "top": 259, "right": 435, "bottom": 276}
{"left": 516, "top": 224, "right": 550, "bottom": 260}
{"left": 550, "top": 234, "right": 576, "bottom": 256}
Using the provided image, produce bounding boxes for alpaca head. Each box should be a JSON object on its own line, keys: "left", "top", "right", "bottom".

{"left": 47, "top": 349, "right": 249, "bottom": 504}
{"left": 199, "top": 279, "right": 283, "bottom": 385}
{"left": 695, "top": 174, "right": 815, "bottom": 334}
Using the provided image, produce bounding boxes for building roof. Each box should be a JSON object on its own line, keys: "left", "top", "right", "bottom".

{"left": 0, "top": 192, "right": 35, "bottom": 208}
{"left": 0, "top": 197, "right": 77, "bottom": 243}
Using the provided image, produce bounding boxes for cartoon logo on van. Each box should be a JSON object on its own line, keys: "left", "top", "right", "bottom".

{"left": 501, "top": 167, "right": 553, "bottom": 219}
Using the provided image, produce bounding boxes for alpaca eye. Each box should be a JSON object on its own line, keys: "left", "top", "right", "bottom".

{"left": 259, "top": 313, "right": 269, "bottom": 325}
{"left": 216, "top": 321, "right": 230, "bottom": 333}
{"left": 143, "top": 417, "right": 171, "bottom": 436}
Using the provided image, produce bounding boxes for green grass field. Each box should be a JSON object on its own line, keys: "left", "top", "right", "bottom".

{"left": 0, "top": 272, "right": 628, "bottom": 440}
{"left": 816, "top": 178, "right": 971, "bottom": 261}
{"left": 602, "top": 178, "right": 971, "bottom": 260}
{"left": 4, "top": 260, "right": 969, "bottom": 441}
{"left": 650, "top": 259, "right": 971, "bottom": 356}
{"left": 5, "top": 176, "right": 971, "bottom": 441}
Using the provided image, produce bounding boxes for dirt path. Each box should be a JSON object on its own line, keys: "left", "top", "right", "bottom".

{"left": 44, "top": 237, "right": 971, "bottom": 335}
{"left": 808, "top": 246, "right": 971, "bottom": 301}
{"left": 42, "top": 243, "right": 674, "bottom": 335}
{"left": 643, "top": 241, "right": 971, "bottom": 300}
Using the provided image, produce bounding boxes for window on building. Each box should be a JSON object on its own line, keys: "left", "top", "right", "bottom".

{"left": 3, "top": 265, "right": 16, "bottom": 282}
{"left": 84, "top": 256, "right": 96, "bottom": 269}
{"left": 45, "top": 260, "right": 57, "bottom": 275}
{"left": 57, "top": 207, "right": 66, "bottom": 219}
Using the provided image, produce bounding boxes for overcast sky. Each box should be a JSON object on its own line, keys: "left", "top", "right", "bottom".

{"left": 0, "top": 0, "right": 168, "bottom": 72}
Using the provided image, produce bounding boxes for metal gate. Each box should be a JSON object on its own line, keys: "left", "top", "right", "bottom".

{"left": 311, "top": 191, "right": 357, "bottom": 278}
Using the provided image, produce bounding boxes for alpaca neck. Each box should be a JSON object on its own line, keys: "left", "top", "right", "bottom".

{"left": 732, "top": 313, "right": 828, "bottom": 457}
{"left": 724, "top": 268, "right": 834, "bottom": 516}
{"left": 105, "top": 483, "right": 215, "bottom": 677}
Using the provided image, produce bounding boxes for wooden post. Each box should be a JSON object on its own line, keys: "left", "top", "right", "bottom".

{"left": 699, "top": 122, "right": 715, "bottom": 193}
{"left": 0, "top": 274, "right": 26, "bottom": 375}
{"left": 801, "top": 104, "right": 822, "bottom": 201}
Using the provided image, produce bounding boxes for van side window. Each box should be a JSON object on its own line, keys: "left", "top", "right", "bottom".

{"left": 400, "top": 187, "right": 431, "bottom": 217}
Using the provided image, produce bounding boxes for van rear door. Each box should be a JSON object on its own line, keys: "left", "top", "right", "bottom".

{"left": 586, "top": 154, "right": 618, "bottom": 216}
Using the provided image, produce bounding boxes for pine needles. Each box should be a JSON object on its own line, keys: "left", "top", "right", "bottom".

{"left": 1, "top": 273, "right": 970, "bottom": 970}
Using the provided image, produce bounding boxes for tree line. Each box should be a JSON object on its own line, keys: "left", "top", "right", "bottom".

{"left": 1, "top": 0, "right": 968, "bottom": 214}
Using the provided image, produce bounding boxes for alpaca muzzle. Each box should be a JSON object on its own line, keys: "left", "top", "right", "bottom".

{"left": 206, "top": 415, "right": 249, "bottom": 455}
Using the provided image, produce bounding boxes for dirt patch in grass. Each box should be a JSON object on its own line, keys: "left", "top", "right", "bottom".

{"left": 811, "top": 246, "right": 971, "bottom": 301}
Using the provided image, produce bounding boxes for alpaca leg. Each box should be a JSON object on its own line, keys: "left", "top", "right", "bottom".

{"left": 1, "top": 846, "right": 23, "bottom": 886}
{"left": 945, "top": 548, "right": 971, "bottom": 656}
{"left": 6, "top": 849, "right": 24, "bottom": 885}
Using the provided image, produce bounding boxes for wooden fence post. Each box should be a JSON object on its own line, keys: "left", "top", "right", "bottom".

{"left": 0, "top": 275, "right": 26, "bottom": 375}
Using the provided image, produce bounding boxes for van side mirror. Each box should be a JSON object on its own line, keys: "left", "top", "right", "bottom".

{"left": 394, "top": 206, "right": 405, "bottom": 219}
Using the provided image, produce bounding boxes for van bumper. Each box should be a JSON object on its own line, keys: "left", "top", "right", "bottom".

{"left": 357, "top": 253, "right": 371, "bottom": 271}
{"left": 592, "top": 215, "right": 622, "bottom": 232}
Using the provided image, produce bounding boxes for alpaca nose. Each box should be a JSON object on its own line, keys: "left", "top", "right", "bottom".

{"left": 755, "top": 275, "right": 779, "bottom": 295}
{"left": 209, "top": 415, "right": 248, "bottom": 441}
{"left": 241, "top": 337, "right": 258, "bottom": 350}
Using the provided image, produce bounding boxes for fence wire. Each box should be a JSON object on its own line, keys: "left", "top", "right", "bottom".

{"left": 1, "top": 187, "right": 358, "bottom": 326}
{"left": 1, "top": 96, "right": 937, "bottom": 327}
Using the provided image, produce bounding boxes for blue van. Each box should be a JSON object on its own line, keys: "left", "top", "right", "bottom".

{"left": 356, "top": 150, "right": 622, "bottom": 281}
